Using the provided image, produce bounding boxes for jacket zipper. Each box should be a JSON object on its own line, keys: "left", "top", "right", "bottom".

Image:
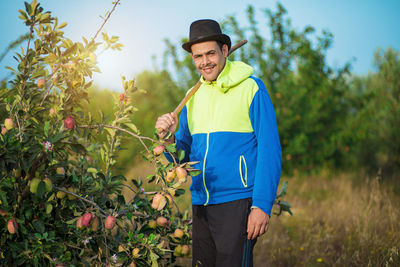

{"left": 203, "top": 132, "right": 210, "bottom": 205}
{"left": 239, "top": 155, "right": 248, "bottom": 187}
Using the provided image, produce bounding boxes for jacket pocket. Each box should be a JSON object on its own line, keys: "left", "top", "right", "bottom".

{"left": 239, "top": 155, "right": 248, "bottom": 188}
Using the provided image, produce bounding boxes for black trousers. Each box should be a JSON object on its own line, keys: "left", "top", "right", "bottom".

{"left": 192, "top": 198, "right": 257, "bottom": 267}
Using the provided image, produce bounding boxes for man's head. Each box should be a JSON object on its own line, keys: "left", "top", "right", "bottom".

{"left": 182, "top": 19, "right": 231, "bottom": 81}
{"left": 191, "top": 41, "right": 228, "bottom": 82}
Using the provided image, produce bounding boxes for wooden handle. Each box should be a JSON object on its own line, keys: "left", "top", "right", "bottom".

{"left": 172, "top": 39, "right": 248, "bottom": 116}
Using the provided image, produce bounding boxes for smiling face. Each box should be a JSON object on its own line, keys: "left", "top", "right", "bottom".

{"left": 191, "top": 41, "right": 228, "bottom": 82}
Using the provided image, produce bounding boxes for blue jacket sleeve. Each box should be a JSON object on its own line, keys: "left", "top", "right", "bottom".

{"left": 249, "top": 78, "right": 282, "bottom": 216}
{"left": 164, "top": 105, "right": 192, "bottom": 163}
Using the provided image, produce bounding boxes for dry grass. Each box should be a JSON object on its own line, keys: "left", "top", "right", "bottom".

{"left": 254, "top": 172, "right": 400, "bottom": 267}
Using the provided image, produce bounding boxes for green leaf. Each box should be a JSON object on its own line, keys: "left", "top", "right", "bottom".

{"left": 276, "top": 181, "right": 288, "bottom": 199}
{"left": 50, "top": 132, "right": 65, "bottom": 143}
{"left": 178, "top": 150, "right": 185, "bottom": 162}
{"left": 24, "top": 2, "right": 32, "bottom": 16}
{"left": 125, "top": 123, "right": 138, "bottom": 133}
{"left": 131, "top": 179, "right": 139, "bottom": 188}
{"left": 166, "top": 144, "right": 176, "bottom": 153}
{"left": 45, "top": 203, "right": 53, "bottom": 214}
{"left": 5, "top": 66, "right": 17, "bottom": 73}
{"left": 150, "top": 251, "right": 159, "bottom": 267}
{"left": 87, "top": 167, "right": 97, "bottom": 174}
{"left": 57, "top": 22, "right": 67, "bottom": 29}
{"left": 116, "top": 116, "right": 130, "bottom": 124}
{"left": 104, "top": 127, "right": 115, "bottom": 137}
{"left": 18, "top": 9, "right": 28, "bottom": 21}
{"left": 188, "top": 169, "right": 201, "bottom": 176}
{"left": 37, "top": 180, "right": 46, "bottom": 198}
{"left": 279, "top": 200, "right": 291, "bottom": 208}
{"left": 44, "top": 121, "right": 50, "bottom": 137}
{"left": 147, "top": 175, "right": 156, "bottom": 183}
{"left": 33, "top": 220, "right": 45, "bottom": 233}
{"left": 175, "top": 189, "right": 185, "bottom": 197}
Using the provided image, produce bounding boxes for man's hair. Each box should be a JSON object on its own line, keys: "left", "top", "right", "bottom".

{"left": 216, "top": 41, "right": 226, "bottom": 52}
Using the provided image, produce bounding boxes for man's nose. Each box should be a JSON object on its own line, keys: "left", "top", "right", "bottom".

{"left": 202, "top": 55, "right": 211, "bottom": 65}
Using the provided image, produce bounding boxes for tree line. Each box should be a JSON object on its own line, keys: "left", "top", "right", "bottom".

{"left": 106, "top": 4, "right": 398, "bottom": 179}
{"left": 3, "top": 3, "right": 398, "bottom": 178}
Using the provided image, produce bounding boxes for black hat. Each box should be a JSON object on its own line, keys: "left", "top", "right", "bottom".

{"left": 182, "top": 19, "right": 231, "bottom": 53}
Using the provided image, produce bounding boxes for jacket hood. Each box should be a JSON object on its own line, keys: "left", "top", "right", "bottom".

{"left": 201, "top": 60, "right": 254, "bottom": 93}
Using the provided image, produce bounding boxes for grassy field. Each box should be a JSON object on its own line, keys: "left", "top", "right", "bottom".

{"left": 123, "top": 164, "right": 400, "bottom": 266}
{"left": 254, "top": 172, "right": 400, "bottom": 267}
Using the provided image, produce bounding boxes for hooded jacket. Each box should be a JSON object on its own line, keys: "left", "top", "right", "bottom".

{"left": 173, "top": 60, "right": 281, "bottom": 216}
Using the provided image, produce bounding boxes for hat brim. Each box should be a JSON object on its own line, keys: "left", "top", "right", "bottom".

{"left": 182, "top": 34, "right": 231, "bottom": 53}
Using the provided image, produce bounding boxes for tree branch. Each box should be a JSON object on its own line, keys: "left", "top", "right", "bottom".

{"left": 92, "top": 0, "right": 121, "bottom": 41}
{"left": 54, "top": 186, "right": 107, "bottom": 215}
{"left": 78, "top": 124, "right": 155, "bottom": 153}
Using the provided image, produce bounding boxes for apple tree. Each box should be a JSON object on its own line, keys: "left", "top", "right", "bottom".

{"left": 0, "top": 1, "right": 195, "bottom": 266}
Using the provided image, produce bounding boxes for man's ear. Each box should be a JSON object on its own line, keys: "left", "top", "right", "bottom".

{"left": 222, "top": 44, "right": 229, "bottom": 57}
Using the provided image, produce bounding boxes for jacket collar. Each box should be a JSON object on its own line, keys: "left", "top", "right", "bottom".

{"left": 200, "top": 60, "right": 254, "bottom": 93}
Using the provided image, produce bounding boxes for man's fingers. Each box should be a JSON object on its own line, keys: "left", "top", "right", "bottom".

{"left": 156, "top": 114, "right": 176, "bottom": 131}
{"left": 259, "top": 223, "right": 266, "bottom": 236}
{"left": 248, "top": 221, "right": 269, "bottom": 239}
{"left": 247, "top": 219, "right": 254, "bottom": 239}
{"left": 253, "top": 224, "right": 261, "bottom": 240}
{"left": 247, "top": 227, "right": 254, "bottom": 240}
{"left": 163, "top": 115, "right": 174, "bottom": 126}
{"left": 264, "top": 223, "right": 269, "bottom": 234}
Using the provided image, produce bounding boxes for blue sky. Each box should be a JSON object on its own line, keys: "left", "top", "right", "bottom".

{"left": 1, "top": 0, "right": 399, "bottom": 91}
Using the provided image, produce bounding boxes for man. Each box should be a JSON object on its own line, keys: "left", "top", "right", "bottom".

{"left": 155, "top": 19, "right": 282, "bottom": 267}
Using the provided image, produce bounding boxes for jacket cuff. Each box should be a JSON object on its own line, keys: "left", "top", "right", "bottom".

{"left": 252, "top": 199, "right": 274, "bottom": 217}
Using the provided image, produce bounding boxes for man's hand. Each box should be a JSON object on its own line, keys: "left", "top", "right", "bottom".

{"left": 247, "top": 208, "right": 270, "bottom": 240}
{"left": 155, "top": 113, "right": 178, "bottom": 142}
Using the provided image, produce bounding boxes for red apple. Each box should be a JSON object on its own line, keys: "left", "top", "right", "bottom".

{"left": 7, "top": 219, "right": 18, "bottom": 234}
{"left": 165, "top": 169, "right": 176, "bottom": 183}
{"left": 4, "top": 118, "right": 13, "bottom": 130}
{"left": 1, "top": 127, "right": 7, "bottom": 135}
{"left": 0, "top": 210, "right": 9, "bottom": 216}
{"left": 119, "top": 93, "right": 125, "bottom": 101}
{"left": 151, "top": 193, "right": 167, "bottom": 211}
{"left": 148, "top": 219, "right": 157, "bottom": 229}
{"left": 56, "top": 167, "right": 65, "bottom": 175}
{"left": 174, "top": 228, "right": 184, "bottom": 239}
{"left": 181, "top": 245, "right": 190, "bottom": 256}
{"left": 43, "top": 178, "right": 52, "bottom": 192}
{"left": 153, "top": 145, "right": 165, "bottom": 155}
{"left": 76, "top": 217, "right": 83, "bottom": 229}
{"left": 37, "top": 78, "right": 46, "bottom": 88}
{"left": 176, "top": 167, "right": 187, "bottom": 183}
{"left": 156, "top": 216, "right": 168, "bottom": 227}
{"left": 86, "top": 155, "right": 93, "bottom": 163}
{"left": 174, "top": 245, "right": 182, "bottom": 257}
{"left": 132, "top": 247, "right": 140, "bottom": 258}
{"left": 81, "top": 213, "right": 92, "bottom": 227}
{"left": 64, "top": 116, "right": 75, "bottom": 130}
{"left": 67, "top": 187, "right": 77, "bottom": 200}
{"left": 105, "top": 215, "right": 116, "bottom": 230}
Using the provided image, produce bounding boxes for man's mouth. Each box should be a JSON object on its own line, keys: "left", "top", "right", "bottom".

{"left": 200, "top": 64, "right": 216, "bottom": 72}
